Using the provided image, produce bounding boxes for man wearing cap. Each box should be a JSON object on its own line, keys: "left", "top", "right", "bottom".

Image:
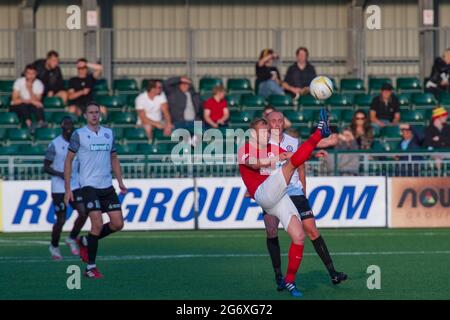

{"left": 370, "top": 83, "right": 400, "bottom": 128}
{"left": 424, "top": 106, "right": 450, "bottom": 149}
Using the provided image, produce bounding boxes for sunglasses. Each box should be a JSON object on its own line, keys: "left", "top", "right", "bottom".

{"left": 355, "top": 117, "right": 366, "bottom": 120}
{"left": 77, "top": 66, "right": 88, "bottom": 70}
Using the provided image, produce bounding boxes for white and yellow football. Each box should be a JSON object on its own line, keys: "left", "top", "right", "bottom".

{"left": 309, "top": 76, "right": 334, "bottom": 100}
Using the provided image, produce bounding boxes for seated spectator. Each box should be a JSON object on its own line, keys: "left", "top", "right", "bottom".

{"left": 256, "top": 49, "right": 297, "bottom": 98}
{"left": 398, "top": 124, "right": 423, "bottom": 151}
{"left": 10, "top": 64, "right": 45, "bottom": 130}
{"left": 33, "top": 50, "right": 67, "bottom": 104}
{"left": 203, "top": 85, "right": 229, "bottom": 128}
{"left": 262, "top": 105, "right": 292, "bottom": 129}
{"left": 67, "top": 58, "right": 103, "bottom": 116}
{"left": 425, "top": 48, "right": 450, "bottom": 99}
{"left": 135, "top": 80, "right": 172, "bottom": 139}
{"left": 313, "top": 125, "right": 340, "bottom": 175}
{"left": 395, "top": 124, "right": 424, "bottom": 176}
{"left": 424, "top": 106, "right": 450, "bottom": 149}
{"left": 370, "top": 83, "right": 400, "bottom": 128}
{"left": 350, "top": 109, "right": 374, "bottom": 150}
{"left": 336, "top": 127, "right": 360, "bottom": 176}
{"left": 284, "top": 47, "right": 317, "bottom": 98}
{"left": 163, "top": 76, "right": 202, "bottom": 130}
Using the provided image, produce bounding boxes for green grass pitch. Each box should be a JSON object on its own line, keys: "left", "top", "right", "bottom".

{"left": 0, "top": 228, "right": 449, "bottom": 300}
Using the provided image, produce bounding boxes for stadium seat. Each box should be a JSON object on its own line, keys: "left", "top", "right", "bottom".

{"left": 226, "top": 78, "right": 253, "bottom": 94}
{"left": 266, "top": 94, "right": 295, "bottom": 110}
{"left": 0, "top": 112, "right": 19, "bottom": 127}
{"left": 96, "top": 95, "right": 126, "bottom": 112}
{"left": 380, "top": 126, "right": 400, "bottom": 140}
{"left": 401, "top": 110, "right": 426, "bottom": 125}
{"left": 199, "top": 78, "right": 223, "bottom": 95}
{"left": 293, "top": 125, "right": 313, "bottom": 139}
{"left": 0, "top": 144, "right": 19, "bottom": 155}
{"left": 111, "top": 127, "right": 124, "bottom": 141}
{"left": 395, "top": 93, "right": 411, "bottom": 111}
{"left": 411, "top": 93, "right": 438, "bottom": 109}
{"left": 368, "top": 78, "right": 393, "bottom": 94}
{"left": 109, "top": 112, "right": 137, "bottom": 127}
{"left": 396, "top": 77, "right": 422, "bottom": 93}
{"left": 152, "top": 129, "right": 173, "bottom": 144}
{"left": 341, "top": 111, "right": 356, "bottom": 123}
{"left": 438, "top": 92, "right": 450, "bottom": 107}
{"left": 0, "top": 80, "right": 14, "bottom": 95}
{"left": 94, "top": 78, "right": 110, "bottom": 96}
{"left": 229, "top": 111, "right": 255, "bottom": 127}
{"left": 0, "top": 95, "right": 11, "bottom": 110}
{"left": 6, "top": 128, "right": 32, "bottom": 144}
{"left": 19, "top": 144, "right": 46, "bottom": 155}
{"left": 115, "top": 143, "right": 138, "bottom": 154}
{"left": 113, "top": 79, "right": 139, "bottom": 93}
{"left": 354, "top": 93, "right": 373, "bottom": 108}
{"left": 34, "top": 128, "right": 60, "bottom": 144}
{"left": 225, "top": 95, "right": 240, "bottom": 110}
{"left": 50, "top": 112, "right": 78, "bottom": 125}
{"left": 340, "top": 78, "right": 365, "bottom": 94}
{"left": 284, "top": 110, "right": 313, "bottom": 124}
{"left": 123, "top": 127, "right": 149, "bottom": 143}
{"left": 43, "top": 97, "right": 65, "bottom": 110}
{"left": 240, "top": 94, "right": 266, "bottom": 110}
{"left": 329, "top": 109, "right": 342, "bottom": 125}
{"left": 326, "top": 94, "right": 354, "bottom": 108}
{"left": 298, "top": 94, "right": 325, "bottom": 108}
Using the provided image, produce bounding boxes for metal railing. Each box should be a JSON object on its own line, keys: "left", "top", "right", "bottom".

{"left": 0, "top": 150, "right": 449, "bottom": 181}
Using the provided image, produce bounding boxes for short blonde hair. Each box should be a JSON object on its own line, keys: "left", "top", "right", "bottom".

{"left": 212, "top": 85, "right": 225, "bottom": 96}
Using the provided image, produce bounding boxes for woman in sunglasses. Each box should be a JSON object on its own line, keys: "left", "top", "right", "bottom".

{"left": 350, "top": 109, "right": 374, "bottom": 150}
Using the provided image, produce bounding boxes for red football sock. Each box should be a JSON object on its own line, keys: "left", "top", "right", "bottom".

{"left": 290, "top": 130, "right": 322, "bottom": 167}
{"left": 285, "top": 242, "right": 304, "bottom": 283}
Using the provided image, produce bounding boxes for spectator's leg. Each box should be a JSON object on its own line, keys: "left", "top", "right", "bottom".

{"left": 143, "top": 124, "right": 154, "bottom": 140}
{"left": 30, "top": 104, "right": 45, "bottom": 126}
{"left": 56, "top": 90, "right": 68, "bottom": 104}
{"left": 10, "top": 103, "right": 32, "bottom": 128}
{"left": 68, "top": 105, "right": 80, "bottom": 116}
{"left": 258, "top": 80, "right": 271, "bottom": 98}
{"left": 100, "top": 105, "right": 108, "bottom": 117}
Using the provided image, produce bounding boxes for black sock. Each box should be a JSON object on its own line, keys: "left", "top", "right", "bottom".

{"left": 266, "top": 237, "right": 282, "bottom": 277}
{"left": 51, "top": 217, "right": 65, "bottom": 247}
{"left": 98, "top": 223, "right": 115, "bottom": 240}
{"left": 87, "top": 233, "right": 99, "bottom": 265}
{"left": 312, "top": 235, "right": 336, "bottom": 276}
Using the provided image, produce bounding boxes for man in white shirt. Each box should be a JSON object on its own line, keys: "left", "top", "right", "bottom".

{"left": 135, "top": 80, "right": 173, "bottom": 139}
{"left": 10, "top": 64, "right": 45, "bottom": 130}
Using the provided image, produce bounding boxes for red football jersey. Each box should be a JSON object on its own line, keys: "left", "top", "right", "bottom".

{"left": 238, "top": 142, "right": 285, "bottom": 197}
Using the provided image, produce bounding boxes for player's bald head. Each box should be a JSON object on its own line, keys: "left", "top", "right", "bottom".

{"left": 265, "top": 110, "right": 284, "bottom": 121}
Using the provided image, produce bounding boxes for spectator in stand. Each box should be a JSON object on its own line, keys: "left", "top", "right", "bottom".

{"left": 256, "top": 49, "right": 298, "bottom": 98}
{"left": 262, "top": 106, "right": 292, "bottom": 129}
{"left": 203, "top": 85, "right": 229, "bottom": 128}
{"left": 424, "top": 106, "right": 450, "bottom": 149}
{"left": 284, "top": 47, "right": 317, "bottom": 98}
{"left": 350, "top": 109, "right": 374, "bottom": 150}
{"left": 370, "top": 83, "right": 400, "bottom": 129}
{"left": 425, "top": 48, "right": 450, "bottom": 99}
{"left": 33, "top": 50, "right": 67, "bottom": 104}
{"left": 163, "top": 76, "right": 201, "bottom": 130}
{"left": 10, "top": 64, "right": 46, "bottom": 131}
{"left": 395, "top": 123, "right": 424, "bottom": 176}
{"left": 135, "top": 80, "right": 172, "bottom": 139}
{"left": 67, "top": 58, "right": 103, "bottom": 116}
{"left": 335, "top": 127, "right": 360, "bottom": 176}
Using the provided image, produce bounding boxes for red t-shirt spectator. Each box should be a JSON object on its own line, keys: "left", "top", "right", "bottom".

{"left": 203, "top": 97, "right": 227, "bottom": 122}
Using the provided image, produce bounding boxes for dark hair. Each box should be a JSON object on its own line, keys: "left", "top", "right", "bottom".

{"left": 259, "top": 48, "right": 274, "bottom": 60}
{"left": 84, "top": 101, "right": 101, "bottom": 113}
{"left": 263, "top": 105, "right": 276, "bottom": 112}
{"left": 60, "top": 116, "right": 74, "bottom": 125}
{"left": 249, "top": 117, "right": 268, "bottom": 129}
{"left": 350, "top": 109, "right": 373, "bottom": 138}
{"left": 76, "top": 58, "right": 88, "bottom": 64}
{"left": 296, "top": 46, "right": 309, "bottom": 59}
{"left": 147, "top": 80, "right": 160, "bottom": 91}
{"left": 24, "top": 64, "right": 37, "bottom": 72}
{"left": 46, "top": 50, "right": 59, "bottom": 59}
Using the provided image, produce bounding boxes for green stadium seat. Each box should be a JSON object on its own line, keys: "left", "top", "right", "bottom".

{"left": 153, "top": 129, "right": 172, "bottom": 144}
{"left": 111, "top": 127, "right": 124, "bottom": 141}
{"left": 93, "top": 78, "right": 109, "bottom": 96}
{"left": 199, "top": 78, "right": 223, "bottom": 95}
{"left": 240, "top": 94, "right": 266, "bottom": 110}
{"left": 19, "top": 144, "right": 46, "bottom": 155}
{"left": 266, "top": 94, "right": 294, "bottom": 110}
{"left": 0, "top": 112, "right": 19, "bottom": 127}
{"left": 96, "top": 95, "right": 126, "bottom": 112}
{"left": 50, "top": 112, "right": 78, "bottom": 125}
{"left": 34, "top": 128, "right": 60, "bottom": 143}
{"left": 299, "top": 94, "right": 325, "bottom": 108}
{"left": 438, "top": 92, "right": 450, "bottom": 106}
{"left": 395, "top": 93, "right": 411, "bottom": 109}
{"left": 328, "top": 77, "right": 339, "bottom": 92}
{"left": 200, "top": 94, "right": 211, "bottom": 103}
{"left": 341, "top": 110, "right": 357, "bottom": 123}
{"left": 284, "top": 110, "right": 314, "bottom": 124}
{"left": 372, "top": 140, "right": 388, "bottom": 152}
{"left": 340, "top": 78, "right": 365, "bottom": 94}
{"left": 368, "top": 78, "right": 393, "bottom": 94}
{"left": 326, "top": 94, "right": 354, "bottom": 108}
{"left": 0, "top": 95, "right": 11, "bottom": 110}
{"left": 123, "top": 127, "right": 149, "bottom": 143}
{"left": 229, "top": 111, "right": 255, "bottom": 127}
{"left": 227, "top": 78, "right": 253, "bottom": 94}
{"left": 113, "top": 79, "right": 138, "bottom": 93}
{"left": 329, "top": 109, "right": 342, "bottom": 125}
{"left": 63, "top": 79, "right": 70, "bottom": 90}
{"left": 6, "top": 128, "right": 32, "bottom": 144}
{"left": 384, "top": 140, "right": 400, "bottom": 151}
{"left": 43, "top": 97, "right": 65, "bottom": 110}
{"left": 0, "top": 145, "right": 19, "bottom": 155}
{"left": 354, "top": 93, "right": 373, "bottom": 108}
{"left": 0, "top": 80, "right": 14, "bottom": 94}
{"left": 411, "top": 93, "right": 438, "bottom": 108}
{"left": 401, "top": 110, "right": 426, "bottom": 124}
{"left": 381, "top": 126, "right": 400, "bottom": 140}
{"left": 115, "top": 143, "right": 138, "bottom": 154}
{"left": 293, "top": 126, "right": 313, "bottom": 139}
{"left": 225, "top": 95, "right": 240, "bottom": 110}
{"left": 109, "top": 112, "right": 137, "bottom": 127}
{"left": 396, "top": 77, "right": 422, "bottom": 93}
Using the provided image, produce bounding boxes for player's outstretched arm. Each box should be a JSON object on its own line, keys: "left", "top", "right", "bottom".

{"left": 64, "top": 151, "right": 75, "bottom": 204}
{"left": 44, "top": 159, "right": 64, "bottom": 178}
{"left": 111, "top": 151, "right": 127, "bottom": 194}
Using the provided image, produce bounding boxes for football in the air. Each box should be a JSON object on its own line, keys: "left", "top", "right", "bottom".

{"left": 309, "top": 76, "right": 334, "bottom": 100}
